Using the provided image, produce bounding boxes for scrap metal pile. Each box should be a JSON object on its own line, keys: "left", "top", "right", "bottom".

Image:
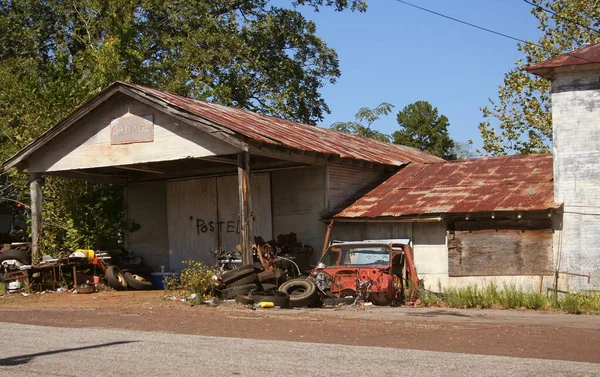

{"left": 214, "top": 238, "right": 419, "bottom": 308}
{"left": 0, "top": 243, "right": 155, "bottom": 293}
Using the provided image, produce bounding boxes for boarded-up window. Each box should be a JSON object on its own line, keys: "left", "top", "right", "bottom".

{"left": 448, "top": 220, "right": 552, "bottom": 276}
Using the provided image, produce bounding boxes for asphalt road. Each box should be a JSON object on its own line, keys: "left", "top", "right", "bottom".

{"left": 0, "top": 322, "right": 597, "bottom": 376}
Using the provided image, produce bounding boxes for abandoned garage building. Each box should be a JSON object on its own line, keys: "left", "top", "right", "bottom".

{"left": 331, "top": 154, "right": 562, "bottom": 291}
{"left": 2, "top": 42, "right": 599, "bottom": 293}
{"left": 1, "top": 81, "right": 441, "bottom": 273}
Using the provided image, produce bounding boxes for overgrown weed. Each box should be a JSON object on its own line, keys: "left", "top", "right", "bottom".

{"left": 163, "top": 260, "right": 216, "bottom": 305}
{"left": 416, "top": 283, "right": 599, "bottom": 314}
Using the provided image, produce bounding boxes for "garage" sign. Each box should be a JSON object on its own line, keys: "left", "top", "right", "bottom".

{"left": 110, "top": 114, "right": 154, "bottom": 145}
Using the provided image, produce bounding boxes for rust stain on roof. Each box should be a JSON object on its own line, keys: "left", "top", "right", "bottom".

{"left": 123, "top": 83, "right": 443, "bottom": 166}
{"left": 526, "top": 42, "right": 600, "bottom": 79}
{"left": 334, "top": 154, "right": 558, "bottom": 219}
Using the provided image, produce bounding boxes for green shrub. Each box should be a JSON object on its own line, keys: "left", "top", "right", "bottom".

{"left": 559, "top": 292, "right": 600, "bottom": 314}
{"left": 441, "top": 283, "right": 552, "bottom": 310}
{"left": 561, "top": 294, "right": 581, "bottom": 314}
{"left": 178, "top": 260, "right": 217, "bottom": 301}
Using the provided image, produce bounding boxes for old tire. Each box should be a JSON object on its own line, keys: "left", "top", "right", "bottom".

{"left": 105, "top": 266, "right": 128, "bottom": 291}
{"left": 123, "top": 271, "right": 153, "bottom": 290}
{"left": 227, "top": 273, "right": 259, "bottom": 288}
{"left": 0, "top": 249, "right": 31, "bottom": 265}
{"left": 235, "top": 295, "right": 254, "bottom": 305}
{"left": 257, "top": 269, "right": 274, "bottom": 282}
{"left": 250, "top": 290, "right": 290, "bottom": 308}
{"left": 261, "top": 283, "right": 277, "bottom": 291}
{"left": 278, "top": 279, "right": 317, "bottom": 308}
{"left": 220, "top": 283, "right": 258, "bottom": 300}
{"left": 221, "top": 265, "right": 255, "bottom": 285}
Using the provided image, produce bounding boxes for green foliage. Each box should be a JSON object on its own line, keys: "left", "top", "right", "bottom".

{"left": 0, "top": 0, "right": 362, "bottom": 251}
{"left": 330, "top": 102, "right": 394, "bottom": 142}
{"left": 442, "top": 283, "right": 551, "bottom": 310}
{"left": 39, "top": 178, "right": 139, "bottom": 254}
{"left": 560, "top": 292, "right": 600, "bottom": 315}
{"left": 452, "top": 140, "right": 479, "bottom": 159}
{"left": 178, "top": 260, "right": 217, "bottom": 301}
{"left": 393, "top": 101, "right": 456, "bottom": 160}
{"left": 438, "top": 284, "right": 600, "bottom": 314}
{"left": 293, "top": 0, "right": 367, "bottom": 12}
{"left": 0, "top": 0, "right": 349, "bottom": 126}
{"left": 479, "top": 0, "right": 600, "bottom": 155}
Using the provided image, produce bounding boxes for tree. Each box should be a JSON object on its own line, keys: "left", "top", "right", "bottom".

{"left": 452, "top": 140, "right": 479, "bottom": 159}
{"left": 393, "top": 101, "right": 456, "bottom": 160}
{"left": 479, "top": 0, "right": 599, "bottom": 155}
{"left": 0, "top": 0, "right": 365, "bottom": 251}
{"left": 330, "top": 102, "right": 394, "bottom": 142}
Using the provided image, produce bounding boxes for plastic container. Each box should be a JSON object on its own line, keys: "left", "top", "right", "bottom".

{"left": 151, "top": 272, "right": 176, "bottom": 290}
{"left": 76, "top": 249, "right": 95, "bottom": 261}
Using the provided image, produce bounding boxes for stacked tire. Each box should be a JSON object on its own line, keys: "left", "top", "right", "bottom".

{"left": 219, "top": 265, "right": 260, "bottom": 299}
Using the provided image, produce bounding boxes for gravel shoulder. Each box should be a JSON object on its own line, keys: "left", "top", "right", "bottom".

{"left": 0, "top": 291, "right": 598, "bottom": 363}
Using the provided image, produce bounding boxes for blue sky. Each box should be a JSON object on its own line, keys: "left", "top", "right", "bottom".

{"left": 286, "top": 0, "right": 544, "bottom": 151}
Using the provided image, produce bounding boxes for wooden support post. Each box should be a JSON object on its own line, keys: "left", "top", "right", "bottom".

{"left": 237, "top": 152, "right": 253, "bottom": 265}
{"left": 29, "top": 173, "right": 43, "bottom": 267}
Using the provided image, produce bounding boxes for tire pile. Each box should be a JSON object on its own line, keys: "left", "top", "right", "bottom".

{"left": 104, "top": 265, "right": 153, "bottom": 291}
{"left": 217, "top": 265, "right": 321, "bottom": 308}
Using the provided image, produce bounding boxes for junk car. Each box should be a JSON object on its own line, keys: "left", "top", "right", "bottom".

{"left": 308, "top": 240, "right": 419, "bottom": 306}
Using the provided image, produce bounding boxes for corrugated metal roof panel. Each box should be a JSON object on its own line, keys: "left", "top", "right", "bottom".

{"left": 334, "top": 154, "right": 558, "bottom": 218}
{"left": 526, "top": 42, "right": 600, "bottom": 79}
{"left": 123, "top": 83, "right": 443, "bottom": 166}
{"left": 124, "top": 84, "right": 443, "bottom": 166}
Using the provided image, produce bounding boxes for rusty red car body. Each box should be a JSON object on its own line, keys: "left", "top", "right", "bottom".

{"left": 310, "top": 241, "right": 418, "bottom": 305}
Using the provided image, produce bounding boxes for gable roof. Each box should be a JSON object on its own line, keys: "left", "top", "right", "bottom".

{"left": 334, "top": 154, "right": 558, "bottom": 219}
{"left": 3, "top": 82, "right": 442, "bottom": 170}
{"left": 526, "top": 42, "right": 600, "bottom": 79}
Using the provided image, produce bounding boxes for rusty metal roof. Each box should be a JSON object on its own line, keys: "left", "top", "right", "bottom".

{"left": 526, "top": 42, "right": 600, "bottom": 79}
{"left": 3, "top": 82, "right": 443, "bottom": 171}
{"left": 334, "top": 154, "right": 558, "bottom": 219}
{"left": 123, "top": 83, "right": 443, "bottom": 165}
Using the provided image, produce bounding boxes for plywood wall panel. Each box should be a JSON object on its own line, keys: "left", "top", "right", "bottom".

{"left": 448, "top": 228, "right": 553, "bottom": 276}
{"left": 167, "top": 173, "right": 271, "bottom": 271}
{"left": 167, "top": 178, "right": 218, "bottom": 271}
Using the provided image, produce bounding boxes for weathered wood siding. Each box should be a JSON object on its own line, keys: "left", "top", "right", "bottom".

{"left": 330, "top": 222, "right": 412, "bottom": 243}
{"left": 326, "top": 164, "right": 388, "bottom": 210}
{"left": 28, "top": 94, "right": 240, "bottom": 173}
{"left": 448, "top": 220, "right": 553, "bottom": 276}
{"left": 125, "top": 182, "right": 169, "bottom": 272}
{"left": 271, "top": 167, "right": 326, "bottom": 262}
{"left": 166, "top": 173, "right": 271, "bottom": 271}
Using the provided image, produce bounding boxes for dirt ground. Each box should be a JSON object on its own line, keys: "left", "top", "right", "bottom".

{"left": 0, "top": 290, "right": 598, "bottom": 363}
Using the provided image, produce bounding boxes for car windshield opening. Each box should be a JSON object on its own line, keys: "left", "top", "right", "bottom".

{"left": 321, "top": 245, "right": 390, "bottom": 267}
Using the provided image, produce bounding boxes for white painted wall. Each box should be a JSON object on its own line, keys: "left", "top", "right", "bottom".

{"left": 412, "top": 222, "right": 448, "bottom": 291}
{"left": 125, "top": 181, "right": 169, "bottom": 272}
{"left": 271, "top": 166, "right": 326, "bottom": 262}
{"left": 27, "top": 94, "right": 240, "bottom": 173}
{"left": 551, "top": 65, "right": 600, "bottom": 291}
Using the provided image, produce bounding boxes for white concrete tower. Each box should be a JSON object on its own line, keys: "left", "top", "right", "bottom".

{"left": 527, "top": 43, "right": 600, "bottom": 291}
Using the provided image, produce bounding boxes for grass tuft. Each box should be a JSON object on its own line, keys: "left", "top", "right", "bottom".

{"left": 424, "top": 283, "right": 600, "bottom": 314}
